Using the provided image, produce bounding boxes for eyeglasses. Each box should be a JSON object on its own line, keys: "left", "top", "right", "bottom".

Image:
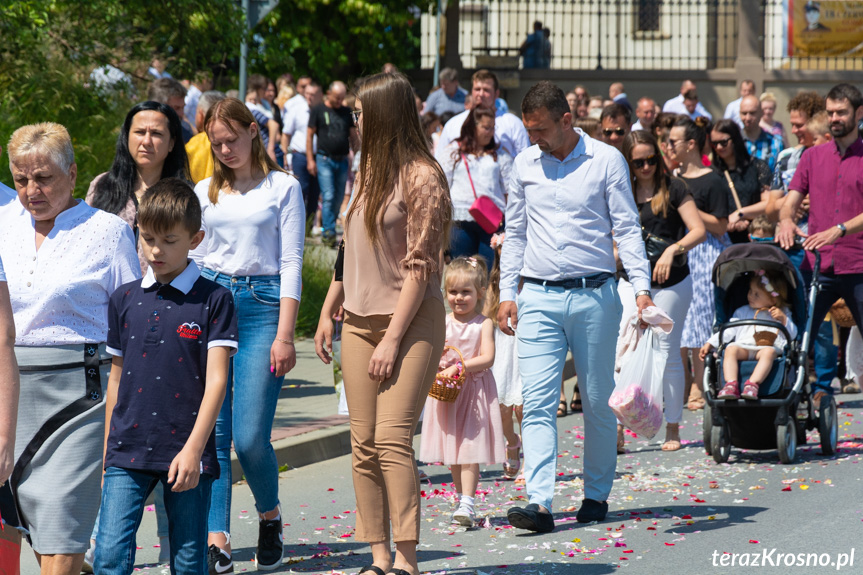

{"left": 351, "top": 109, "right": 362, "bottom": 123}
{"left": 603, "top": 128, "right": 626, "bottom": 137}
{"left": 631, "top": 155, "right": 659, "bottom": 169}
{"left": 711, "top": 137, "right": 732, "bottom": 148}
{"left": 667, "top": 138, "right": 683, "bottom": 148}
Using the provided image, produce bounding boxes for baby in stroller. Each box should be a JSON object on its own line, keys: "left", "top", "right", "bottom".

{"left": 700, "top": 270, "right": 797, "bottom": 400}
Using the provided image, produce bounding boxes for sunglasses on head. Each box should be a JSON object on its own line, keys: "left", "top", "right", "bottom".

{"left": 712, "top": 137, "right": 732, "bottom": 148}
{"left": 632, "top": 155, "right": 659, "bottom": 169}
{"left": 603, "top": 128, "right": 626, "bottom": 136}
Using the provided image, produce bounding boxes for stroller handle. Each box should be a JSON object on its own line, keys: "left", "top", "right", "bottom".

{"left": 716, "top": 319, "right": 794, "bottom": 350}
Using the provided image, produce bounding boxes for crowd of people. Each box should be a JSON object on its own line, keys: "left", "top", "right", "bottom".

{"left": 0, "top": 61, "right": 861, "bottom": 575}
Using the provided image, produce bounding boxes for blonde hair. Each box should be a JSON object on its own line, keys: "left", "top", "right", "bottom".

{"left": 749, "top": 214, "right": 775, "bottom": 236}
{"left": 759, "top": 92, "right": 777, "bottom": 105}
{"left": 204, "top": 97, "right": 285, "bottom": 204}
{"left": 445, "top": 256, "right": 488, "bottom": 312}
{"left": 275, "top": 85, "right": 295, "bottom": 110}
{"left": 806, "top": 110, "right": 830, "bottom": 139}
{"left": 7, "top": 122, "right": 75, "bottom": 173}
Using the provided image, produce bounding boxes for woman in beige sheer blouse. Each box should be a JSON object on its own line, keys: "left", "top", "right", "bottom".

{"left": 314, "top": 72, "right": 452, "bottom": 575}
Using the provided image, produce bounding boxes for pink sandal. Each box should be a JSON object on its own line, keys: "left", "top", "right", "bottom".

{"left": 741, "top": 380, "right": 760, "bottom": 400}
{"left": 717, "top": 381, "right": 740, "bottom": 400}
{"left": 503, "top": 439, "right": 521, "bottom": 479}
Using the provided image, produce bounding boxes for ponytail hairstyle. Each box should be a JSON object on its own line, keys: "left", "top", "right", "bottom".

{"left": 445, "top": 255, "right": 489, "bottom": 313}
{"left": 672, "top": 114, "right": 709, "bottom": 153}
{"left": 204, "top": 97, "right": 285, "bottom": 204}
{"left": 91, "top": 101, "right": 190, "bottom": 216}
{"left": 621, "top": 130, "right": 672, "bottom": 218}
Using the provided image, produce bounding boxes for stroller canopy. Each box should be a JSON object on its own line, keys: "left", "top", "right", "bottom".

{"left": 712, "top": 243, "right": 798, "bottom": 292}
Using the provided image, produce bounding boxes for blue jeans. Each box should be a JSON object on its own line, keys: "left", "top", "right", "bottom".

{"left": 90, "top": 483, "right": 170, "bottom": 543}
{"left": 450, "top": 220, "right": 495, "bottom": 264}
{"left": 316, "top": 152, "right": 349, "bottom": 239}
{"left": 292, "top": 151, "right": 320, "bottom": 223}
{"left": 95, "top": 467, "right": 212, "bottom": 575}
{"left": 803, "top": 271, "right": 863, "bottom": 395}
{"left": 201, "top": 269, "right": 284, "bottom": 536}
{"left": 516, "top": 279, "right": 622, "bottom": 511}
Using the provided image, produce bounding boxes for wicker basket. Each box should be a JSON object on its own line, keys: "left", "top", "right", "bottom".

{"left": 428, "top": 346, "right": 466, "bottom": 403}
{"left": 753, "top": 309, "right": 778, "bottom": 347}
{"left": 831, "top": 299, "right": 856, "bottom": 329}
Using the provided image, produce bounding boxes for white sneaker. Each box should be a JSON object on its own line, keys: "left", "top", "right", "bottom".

{"left": 311, "top": 226, "right": 323, "bottom": 237}
{"left": 451, "top": 505, "right": 475, "bottom": 527}
{"left": 81, "top": 541, "right": 96, "bottom": 573}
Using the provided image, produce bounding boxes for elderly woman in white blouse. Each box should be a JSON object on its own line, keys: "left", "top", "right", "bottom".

{"left": 1, "top": 123, "right": 140, "bottom": 575}
{"left": 441, "top": 106, "right": 512, "bottom": 264}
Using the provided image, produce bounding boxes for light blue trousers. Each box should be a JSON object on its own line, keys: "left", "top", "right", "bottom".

{"left": 516, "top": 280, "right": 622, "bottom": 511}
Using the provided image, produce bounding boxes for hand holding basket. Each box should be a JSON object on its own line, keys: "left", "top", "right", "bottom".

{"left": 429, "top": 345, "right": 466, "bottom": 403}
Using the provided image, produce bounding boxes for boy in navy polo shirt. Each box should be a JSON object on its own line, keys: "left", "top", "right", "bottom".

{"left": 95, "top": 178, "right": 238, "bottom": 575}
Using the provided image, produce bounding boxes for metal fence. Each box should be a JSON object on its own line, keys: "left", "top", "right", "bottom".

{"left": 762, "top": 0, "right": 863, "bottom": 71}
{"left": 420, "top": 0, "right": 739, "bottom": 70}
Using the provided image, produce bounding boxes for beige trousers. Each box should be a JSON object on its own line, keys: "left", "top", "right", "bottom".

{"left": 341, "top": 297, "right": 445, "bottom": 543}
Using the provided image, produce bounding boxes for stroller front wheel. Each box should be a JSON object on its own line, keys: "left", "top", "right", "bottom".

{"left": 703, "top": 402, "right": 713, "bottom": 455}
{"left": 818, "top": 395, "right": 838, "bottom": 456}
{"left": 711, "top": 422, "right": 731, "bottom": 463}
{"left": 777, "top": 419, "right": 798, "bottom": 464}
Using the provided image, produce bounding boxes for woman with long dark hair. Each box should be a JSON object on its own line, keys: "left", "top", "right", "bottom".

{"left": 667, "top": 116, "right": 731, "bottom": 411}
{"left": 192, "top": 97, "right": 305, "bottom": 571}
{"left": 441, "top": 106, "right": 511, "bottom": 262}
{"left": 87, "top": 101, "right": 190, "bottom": 272}
{"left": 710, "top": 119, "right": 773, "bottom": 244}
{"left": 617, "top": 131, "right": 706, "bottom": 451}
{"left": 314, "top": 72, "right": 451, "bottom": 575}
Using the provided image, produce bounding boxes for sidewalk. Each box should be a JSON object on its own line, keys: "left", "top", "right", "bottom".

{"left": 233, "top": 338, "right": 576, "bottom": 482}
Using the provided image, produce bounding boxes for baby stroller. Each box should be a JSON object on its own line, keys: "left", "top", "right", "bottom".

{"left": 702, "top": 243, "right": 836, "bottom": 464}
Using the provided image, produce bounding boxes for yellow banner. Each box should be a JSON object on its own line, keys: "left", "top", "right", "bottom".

{"left": 791, "top": 0, "right": 863, "bottom": 57}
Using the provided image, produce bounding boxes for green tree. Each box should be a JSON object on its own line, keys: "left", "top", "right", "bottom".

{"left": 0, "top": 0, "right": 244, "bottom": 193}
{"left": 251, "top": 0, "right": 423, "bottom": 86}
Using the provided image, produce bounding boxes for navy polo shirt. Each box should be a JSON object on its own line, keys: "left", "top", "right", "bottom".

{"left": 105, "top": 261, "right": 238, "bottom": 476}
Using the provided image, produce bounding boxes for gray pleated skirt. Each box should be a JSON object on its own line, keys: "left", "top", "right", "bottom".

{"left": 12, "top": 344, "right": 110, "bottom": 555}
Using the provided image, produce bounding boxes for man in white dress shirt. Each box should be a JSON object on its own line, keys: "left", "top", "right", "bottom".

{"left": 663, "top": 79, "right": 712, "bottom": 121}
{"left": 723, "top": 79, "right": 756, "bottom": 130}
{"left": 499, "top": 81, "right": 654, "bottom": 533}
{"left": 282, "top": 82, "right": 323, "bottom": 219}
{"left": 435, "top": 69, "right": 530, "bottom": 165}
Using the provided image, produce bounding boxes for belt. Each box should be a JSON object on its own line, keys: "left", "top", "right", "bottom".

{"left": 523, "top": 272, "right": 613, "bottom": 290}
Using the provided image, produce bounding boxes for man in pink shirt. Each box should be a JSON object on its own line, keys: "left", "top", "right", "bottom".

{"left": 777, "top": 83, "right": 863, "bottom": 403}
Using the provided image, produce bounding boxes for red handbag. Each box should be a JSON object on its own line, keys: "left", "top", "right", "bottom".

{"left": 461, "top": 153, "right": 504, "bottom": 234}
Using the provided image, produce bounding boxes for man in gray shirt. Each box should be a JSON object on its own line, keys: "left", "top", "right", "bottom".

{"left": 425, "top": 68, "right": 468, "bottom": 116}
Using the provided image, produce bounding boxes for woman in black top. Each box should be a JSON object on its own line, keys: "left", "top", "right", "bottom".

{"left": 666, "top": 116, "right": 731, "bottom": 413}
{"left": 711, "top": 119, "right": 773, "bottom": 243}
{"left": 617, "top": 131, "right": 706, "bottom": 452}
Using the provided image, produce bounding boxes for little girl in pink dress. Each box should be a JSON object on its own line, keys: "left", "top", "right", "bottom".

{"left": 420, "top": 256, "right": 505, "bottom": 527}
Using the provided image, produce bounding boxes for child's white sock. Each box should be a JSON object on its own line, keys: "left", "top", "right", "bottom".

{"left": 460, "top": 495, "right": 475, "bottom": 511}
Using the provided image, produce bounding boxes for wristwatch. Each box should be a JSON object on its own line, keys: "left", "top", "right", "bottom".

{"left": 837, "top": 223, "right": 847, "bottom": 237}
{"left": 636, "top": 290, "right": 651, "bottom": 299}
{"left": 676, "top": 242, "right": 686, "bottom": 253}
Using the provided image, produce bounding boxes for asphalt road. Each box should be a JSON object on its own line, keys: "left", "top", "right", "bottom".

{"left": 19, "top": 394, "right": 863, "bottom": 575}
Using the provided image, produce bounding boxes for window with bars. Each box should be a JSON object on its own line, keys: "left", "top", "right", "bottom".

{"left": 637, "top": 0, "right": 662, "bottom": 32}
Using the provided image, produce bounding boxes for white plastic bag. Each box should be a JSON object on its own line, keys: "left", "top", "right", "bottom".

{"left": 608, "top": 327, "right": 666, "bottom": 439}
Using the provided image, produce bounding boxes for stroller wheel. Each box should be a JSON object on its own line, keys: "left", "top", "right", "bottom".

{"left": 777, "top": 419, "right": 798, "bottom": 464}
{"left": 703, "top": 402, "right": 713, "bottom": 456}
{"left": 710, "top": 422, "right": 731, "bottom": 464}
{"left": 818, "top": 395, "right": 838, "bottom": 456}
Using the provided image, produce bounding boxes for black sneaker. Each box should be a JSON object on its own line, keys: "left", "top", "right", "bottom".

{"left": 507, "top": 503, "right": 555, "bottom": 533}
{"left": 256, "top": 518, "right": 284, "bottom": 571}
{"left": 576, "top": 498, "right": 609, "bottom": 523}
{"left": 207, "top": 545, "right": 233, "bottom": 575}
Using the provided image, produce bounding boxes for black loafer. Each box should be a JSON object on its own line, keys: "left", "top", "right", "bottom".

{"left": 507, "top": 503, "right": 555, "bottom": 533}
{"left": 576, "top": 498, "right": 608, "bottom": 523}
